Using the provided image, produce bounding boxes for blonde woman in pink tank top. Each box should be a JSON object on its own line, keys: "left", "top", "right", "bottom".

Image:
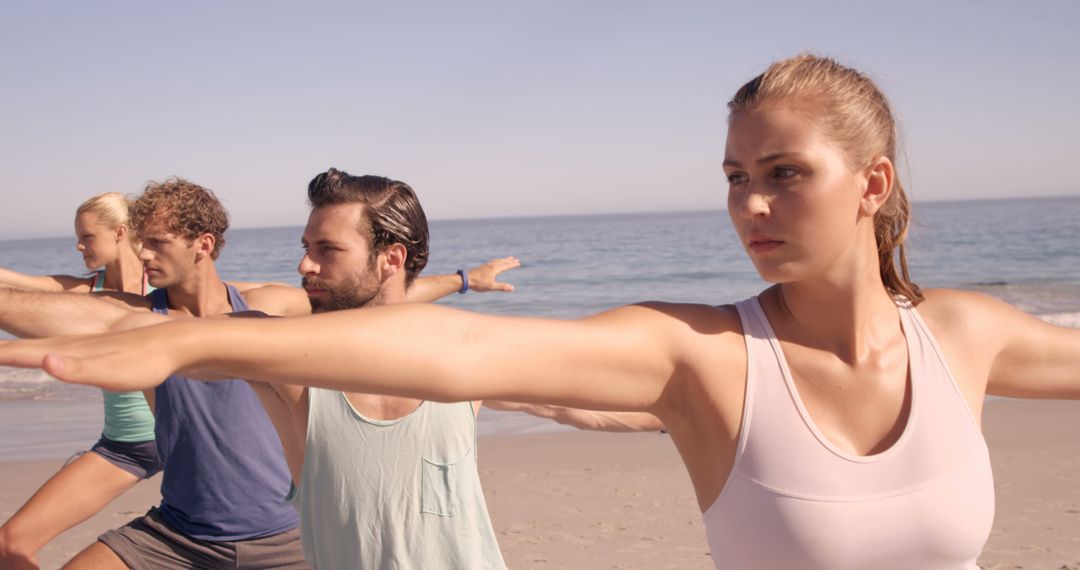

{"left": 4, "top": 55, "right": 1079, "bottom": 569}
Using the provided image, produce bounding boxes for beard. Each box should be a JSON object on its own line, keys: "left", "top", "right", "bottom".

{"left": 303, "top": 272, "right": 381, "bottom": 313}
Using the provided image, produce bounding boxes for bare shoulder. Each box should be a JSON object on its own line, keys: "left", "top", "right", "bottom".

{"left": 587, "top": 302, "right": 747, "bottom": 347}
{"left": 914, "top": 288, "right": 1034, "bottom": 399}
{"left": 227, "top": 280, "right": 290, "bottom": 294}
{"left": 917, "top": 288, "right": 1025, "bottom": 343}
{"left": 52, "top": 274, "right": 95, "bottom": 293}
{"left": 613, "top": 301, "right": 743, "bottom": 335}
{"left": 241, "top": 284, "right": 309, "bottom": 317}
{"left": 919, "top": 287, "right": 1010, "bottom": 312}
{"left": 614, "top": 301, "right": 746, "bottom": 380}
{"left": 91, "top": 290, "right": 155, "bottom": 312}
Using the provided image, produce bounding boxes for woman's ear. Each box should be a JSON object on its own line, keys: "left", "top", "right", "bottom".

{"left": 860, "top": 156, "right": 895, "bottom": 217}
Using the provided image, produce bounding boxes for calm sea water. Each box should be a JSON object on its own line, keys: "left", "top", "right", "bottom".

{"left": 1, "top": 196, "right": 1078, "bottom": 459}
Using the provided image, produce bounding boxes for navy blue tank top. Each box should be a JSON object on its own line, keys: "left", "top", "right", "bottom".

{"left": 150, "top": 285, "right": 299, "bottom": 541}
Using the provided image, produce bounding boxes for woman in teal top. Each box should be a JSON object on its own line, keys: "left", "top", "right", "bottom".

{"left": 89, "top": 269, "right": 159, "bottom": 446}
{"left": 0, "top": 192, "right": 161, "bottom": 570}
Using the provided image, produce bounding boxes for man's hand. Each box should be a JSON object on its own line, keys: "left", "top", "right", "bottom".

{"left": 467, "top": 256, "right": 520, "bottom": 293}
{"left": 0, "top": 322, "right": 182, "bottom": 391}
{"left": 404, "top": 256, "right": 522, "bottom": 303}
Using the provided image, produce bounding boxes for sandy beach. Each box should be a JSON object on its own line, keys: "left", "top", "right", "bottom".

{"left": 2, "top": 397, "right": 1079, "bottom": 569}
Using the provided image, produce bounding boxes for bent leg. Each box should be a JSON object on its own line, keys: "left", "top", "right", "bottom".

{"left": 94, "top": 509, "right": 235, "bottom": 569}
{"left": 0, "top": 453, "right": 138, "bottom": 569}
{"left": 236, "top": 526, "right": 310, "bottom": 569}
{"left": 61, "top": 541, "right": 128, "bottom": 570}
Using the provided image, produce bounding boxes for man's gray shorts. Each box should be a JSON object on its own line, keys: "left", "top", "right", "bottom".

{"left": 98, "top": 508, "right": 310, "bottom": 570}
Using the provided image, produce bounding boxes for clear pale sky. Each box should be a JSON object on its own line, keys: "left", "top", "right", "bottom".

{"left": 1, "top": 1, "right": 1077, "bottom": 239}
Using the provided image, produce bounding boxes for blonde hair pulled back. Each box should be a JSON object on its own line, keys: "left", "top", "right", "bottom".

{"left": 76, "top": 192, "right": 133, "bottom": 231}
{"left": 76, "top": 192, "right": 142, "bottom": 253}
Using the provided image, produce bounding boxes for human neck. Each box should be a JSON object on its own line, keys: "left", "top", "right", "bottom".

{"left": 341, "top": 280, "right": 420, "bottom": 414}
{"left": 365, "top": 273, "right": 408, "bottom": 308}
{"left": 102, "top": 246, "right": 147, "bottom": 294}
{"left": 163, "top": 263, "right": 230, "bottom": 317}
{"left": 378, "top": 283, "right": 407, "bottom": 306}
{"left": 766, "top": 267, "right": 902, "bottom": 365}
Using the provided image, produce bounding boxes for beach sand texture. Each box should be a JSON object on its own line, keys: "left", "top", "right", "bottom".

{"left": 3, "top": 398, "right": 1078, "bottom": 569}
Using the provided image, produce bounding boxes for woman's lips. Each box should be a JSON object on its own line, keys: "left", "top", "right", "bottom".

{"left": 748, "top": 239, "right": 784, "bottom": 254}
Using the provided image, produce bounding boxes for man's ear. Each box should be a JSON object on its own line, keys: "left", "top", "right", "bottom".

{"left": 860, "top": 155, "right": 895, "bottom": 217}
{"left": 194, "top": 233, "right": 217, "bottom": 262}
{"left": 378, "top": 243, "right": 408, "bottom": 279}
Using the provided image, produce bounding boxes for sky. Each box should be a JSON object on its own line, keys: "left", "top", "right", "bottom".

{"left": 1, "top": 0, "right": 1078, "bottom": 239}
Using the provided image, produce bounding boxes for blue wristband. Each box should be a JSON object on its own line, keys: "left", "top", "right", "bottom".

{"left": 456, "top": 269, "right": 469, "bottom": 294}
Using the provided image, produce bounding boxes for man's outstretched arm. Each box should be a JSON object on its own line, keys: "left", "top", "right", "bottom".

{"left": 245, "top": 256, "right": 523, "bottom": 317}
{"left": 0, "top": 267, "right": 95, "bottom": 293}
{"left": 0, "top": 287, "right": 149, "bottom": 338}
{"left": 406, "top": 257, "right": 520, "bottom": 302}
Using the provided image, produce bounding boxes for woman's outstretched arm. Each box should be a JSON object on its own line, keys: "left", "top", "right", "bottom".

{"left": 925, "top": 289, "right": 1080, "bottom": 399}
{"left": 0, "top": 302, "right": 715, "bottom": 414}
{"left": 0, "top": 267, "right": 93, "bottom": 293}
{"left": 484, "top": 400, "right": 666, "bottom": 432}
{"left": 985, "top": 297, "right": 1080, "bottom": 399}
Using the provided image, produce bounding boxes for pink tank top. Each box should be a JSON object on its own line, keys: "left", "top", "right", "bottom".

{"left": 703, "top": 297, "right": 994, "bottom": 569}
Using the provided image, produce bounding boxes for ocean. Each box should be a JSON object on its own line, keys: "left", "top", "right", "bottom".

{"left": 1, "top": 196, "right": 1079, "bottom": 460}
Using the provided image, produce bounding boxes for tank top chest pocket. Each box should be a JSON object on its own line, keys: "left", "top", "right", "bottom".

{"left": 421, "top": 446, "right": 474, "bottom": 517}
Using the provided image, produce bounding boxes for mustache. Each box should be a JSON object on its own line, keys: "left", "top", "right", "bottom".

{"left": 301, "top": 276, "right": 329, "bottom": 290}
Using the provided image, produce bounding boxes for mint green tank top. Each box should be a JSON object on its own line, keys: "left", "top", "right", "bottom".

{"left": 291, "top": 390, "right": 506, "bottom": 569}
{"left": 92, "top": 270, "right": 157, "bottom": 443}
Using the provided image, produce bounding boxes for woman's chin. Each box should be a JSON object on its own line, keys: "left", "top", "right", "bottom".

{"left": 751, "top": 261, "right": 786, "bottom": 280}
{"left": 751, "top": 264, "right": 798, "bottom": 285}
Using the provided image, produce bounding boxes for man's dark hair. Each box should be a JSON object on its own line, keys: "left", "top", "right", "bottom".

{"left": 307, "top": 168, "right": 429, "bottom": 285}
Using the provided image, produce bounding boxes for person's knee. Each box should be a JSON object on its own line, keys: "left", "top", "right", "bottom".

{"left": 61, "top": 540, "right": 126, "bottom": 570}
{"left": 0, "top": 524, "right": 39, "bottom": 569}
{"left": 0, "top": 524, "right": 12, "bottom": 552}
{"left": 0, "top": 522, "right": 27, "bottom": 553}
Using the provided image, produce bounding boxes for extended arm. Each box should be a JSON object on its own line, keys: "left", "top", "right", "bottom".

{"left": 405, "top": 256, "right": 520, "bottom": 302}
{"left": 484, "top": 400, "right": 666, "bottom": 432}
{"left": 2, "top": 302, "right": 710, "bottom": 414}
{"left": 227, "top": 280, "right": 291, "bottom": 293}
{"left": 0, "top": 267, "right": 93, "bottom": 293}
{"left": 0, "top": 287, "right": 148, "bottom": 338}
{"left": 241, "top": 257, "right": 522, "bottom": 317}
{"left": 982, "top": 296, "right": 1080, "bottom": 399}
{"left": 923, "top": 289, "right": 1080, "bottom": 400}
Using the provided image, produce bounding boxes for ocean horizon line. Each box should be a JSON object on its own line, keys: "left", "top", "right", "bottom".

{"left": 2, "top": 193, "right": 1078, "bottom": 244}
